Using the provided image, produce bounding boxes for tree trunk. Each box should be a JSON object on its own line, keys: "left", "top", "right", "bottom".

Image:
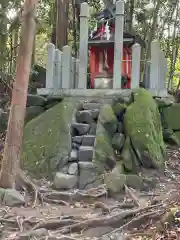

{"left": 128, "top": 0, "right": 134, "bottom": 32}
{"left": 0, "top": 0, "right": 38, "bottom": 189}
{"left": 56, "top": 0, "right": 69, "bottom": 49}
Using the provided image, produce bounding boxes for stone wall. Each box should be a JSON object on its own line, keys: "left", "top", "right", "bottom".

{"left": 21, "top": 89, "right": 178, "bottom": 192}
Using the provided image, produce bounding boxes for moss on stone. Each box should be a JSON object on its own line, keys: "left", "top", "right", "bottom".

{"left": 99, "top": 104, "right": 118, "bottom": 135}
{"left": 103, "top": 162, "right": 125, "bottom": 194}
{"left": 163, "top": 103, "right": 180, "bottom": 130}
{"left": 112, "top": 103, "right": 127, "bottom": 116}
{"left": 92, "top": 121, "right": 115, "bottom": 174}
{"left": 21, "top": 100, "right": 76, "bottom": 179}
{"left": 124, "top": 88, "right": 165, "bottom": 169}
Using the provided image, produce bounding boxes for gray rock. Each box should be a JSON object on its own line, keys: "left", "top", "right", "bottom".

{"left": 78, "top": 146, "right": 93, "bottom": 162}
{"left": 3, "top": 189, "right": 25, "bottom": 206}
{"left": 45, "top": 100, "right": 59, "bottom": 110}
{"left": 25, "top": 106, "right": 44, "bottom": 122}
{"left": 54, "top": 172, "right": 77, "bottom": 189}
{"left": 26, "top": 94, "right": 47, "bottom": 107}
{"left": 82, "top": 102, "right": 101, "bottom": 110}
{"left": 69, "top": 149, "right": 78, "bottom": 161}
{"left": 89, "top": 122, "right": 97, "bottom": 134}
{"left": 112, "top": 133, "right": 125, "bottom": 151}
{"left": 104, "top": 170, "right": 126, "bottom": 194}
{"left": 72, "top": 142, "right": 80, "bottom": 149}
{"left": 78, "top": 162, "right": 101, "bottom": 189}
{"left": 117, "top": 122, "right": 123, "bottom": 133}
{"left": 76, "top": 110, "right": 93, "bottom": 124}
{"left": 57, "top": 155, "right": 69, "bottom": 170}
{"left": 82, "top": 135, "right": 95, "bottom": 146}
{"left": 71, "top": 123, "right": 90, "bottom": 135}
{"left": 68, "top": 162, "right": 78, "bottom": 175}
{"left": 72, "top": 136, "right": 83, "bottom": 144}
{"left": 91, "top": 109, "right": 100, "bottom": 120}
{"left": 61, "top": 165, "right": 69, "bottom": 174}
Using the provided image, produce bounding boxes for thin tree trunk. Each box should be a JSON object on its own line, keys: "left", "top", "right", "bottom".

{"left": 0, "top": 0, "right": 38, "bottom": 189}
{"left": 167, "top": 5, "right": 179, "bottom": 90}
{"left": 72, "top": 0, "right": 77, "bottom": 57}
{"left": 128, "top": 0, "right": 134, "bottom": 32}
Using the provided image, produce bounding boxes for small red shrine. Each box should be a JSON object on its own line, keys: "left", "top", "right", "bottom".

{"left": 88, "top": 19, "right": 145, "bottom": 89}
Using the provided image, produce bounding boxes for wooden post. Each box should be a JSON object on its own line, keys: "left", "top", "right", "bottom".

{"left": 131, "top": 43, "right": 141, "bottom": 88}
{"left": 78, "top": 2, "right": 89, "bottom": 89}
{"left": 54, "top": 49, "right": 62, "bottom": 89}
{"left": 0, "top": 0, "right": 38, "bottom": 188}
{"left": 149, "top": 40, "right": 160, "bottom": 89}
{"left": 113, "top": 0, "right": 124, "bottom": 89}
{"left": 46, "top": 43, "right": 55, "bottom": 88}
{"left": 62, "top": 45, "right": 72, "bottom": 88}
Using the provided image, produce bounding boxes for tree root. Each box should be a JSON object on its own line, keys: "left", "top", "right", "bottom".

{"left": 58, "top": 203, "right": 163, "bottom": 234}
{"left": 124, "top": 184, "right": 140, "bottom": 207}
{"left": 42, "top": 184, "right": 108, "bottom": 203}
{"left": 42, "top": 196, "right": 69, "bottom": 206}
{"left": 16, "top": 171, "right": 43, "bottom": 207}
{"left": 32, "top": 219, "right": 80, "bottom": 230}
{"left": 110, "top": 210, "right": 161, "bottom": 234}
{"left": 93, "top": 201, "right": 136, "bottom": 214}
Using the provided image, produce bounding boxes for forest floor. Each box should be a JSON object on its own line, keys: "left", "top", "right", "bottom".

{"left": 1, "top": 146, "right": 180, "bottom": 240}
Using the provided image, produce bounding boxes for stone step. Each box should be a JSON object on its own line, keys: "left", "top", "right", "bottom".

{"left": 69, "top": 149, "right": 78, "bottom": 161}
{"left": 75, "top": 109, "right": 100, "bottom": 124}
{"left": 82, "top": 102, "right": 101, "bottom": 110}
{"left": 75, "top": 110, "right": 93, "bottom": 124}
{"left": 68, "top": 162, "right": 78, "bottom": 175}
{"left": 82, "top": 135, "right": 95, "bottom": 146}
{"left": 78, "top": 162, "right": 101, "bottom": 189}
{"left": 72, "top": 136, "right": 83, "bottom": 144}
{"left": 71, "top": 123, "right": 90, "bottom": 136}
{"left": 78, "top": 146, "right": 94, "bottom": 162}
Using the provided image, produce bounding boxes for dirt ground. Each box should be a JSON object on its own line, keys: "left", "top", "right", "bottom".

{"left": 1, "top": 146, "right": 180, "bottom": 240}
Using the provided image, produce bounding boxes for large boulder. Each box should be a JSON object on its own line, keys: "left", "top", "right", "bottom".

{"left": 92, "top": 105, "right": 117, "bottom": 173}
{"left": 163, "top": 103, "right": 180, "bottom": 130}
{"left": 21, "top": 100, "right": 76, "bottom": 178}
{"left": 124, "top": 88, "right": 165, "bottom": 169}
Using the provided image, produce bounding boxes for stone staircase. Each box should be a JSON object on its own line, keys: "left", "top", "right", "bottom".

{"left": 54, "top": 101, "right": 103, "bottom": 190}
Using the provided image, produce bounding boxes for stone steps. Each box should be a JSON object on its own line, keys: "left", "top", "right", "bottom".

{"left": 54, "top": 100, "right": 101, "bottom": 190}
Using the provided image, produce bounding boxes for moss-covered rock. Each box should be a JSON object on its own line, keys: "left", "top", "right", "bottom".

{"left": 25, "top": 106, "right": 45, "bottom": 122}
{"left": 103, "top": 162, "right": 125, "bottom": 194}
{"left": 21, "top": 100, "right": 76, "bottom": 178}
{"left": 92, "top": 105, "right": 118, "bottom": 174}
{"left": 155, "top": 98, "right": 173, "bottom": 109}
{"left": 112, "top": 103, "right": 127, "bottom": 122}
{"left": 121, "top": 137, "right": 139, "bottom": 173}
{"left": 92, "top": 119, "right": 115, "bottom": 174}
{"left": 99, "top": 104, "right": 118, "bottom": 136}
{"left": 163, "top": 103, "right": 180, "bottom": 130}
{"left": 124, "top": 88, "right": 165, "bottom": 169}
